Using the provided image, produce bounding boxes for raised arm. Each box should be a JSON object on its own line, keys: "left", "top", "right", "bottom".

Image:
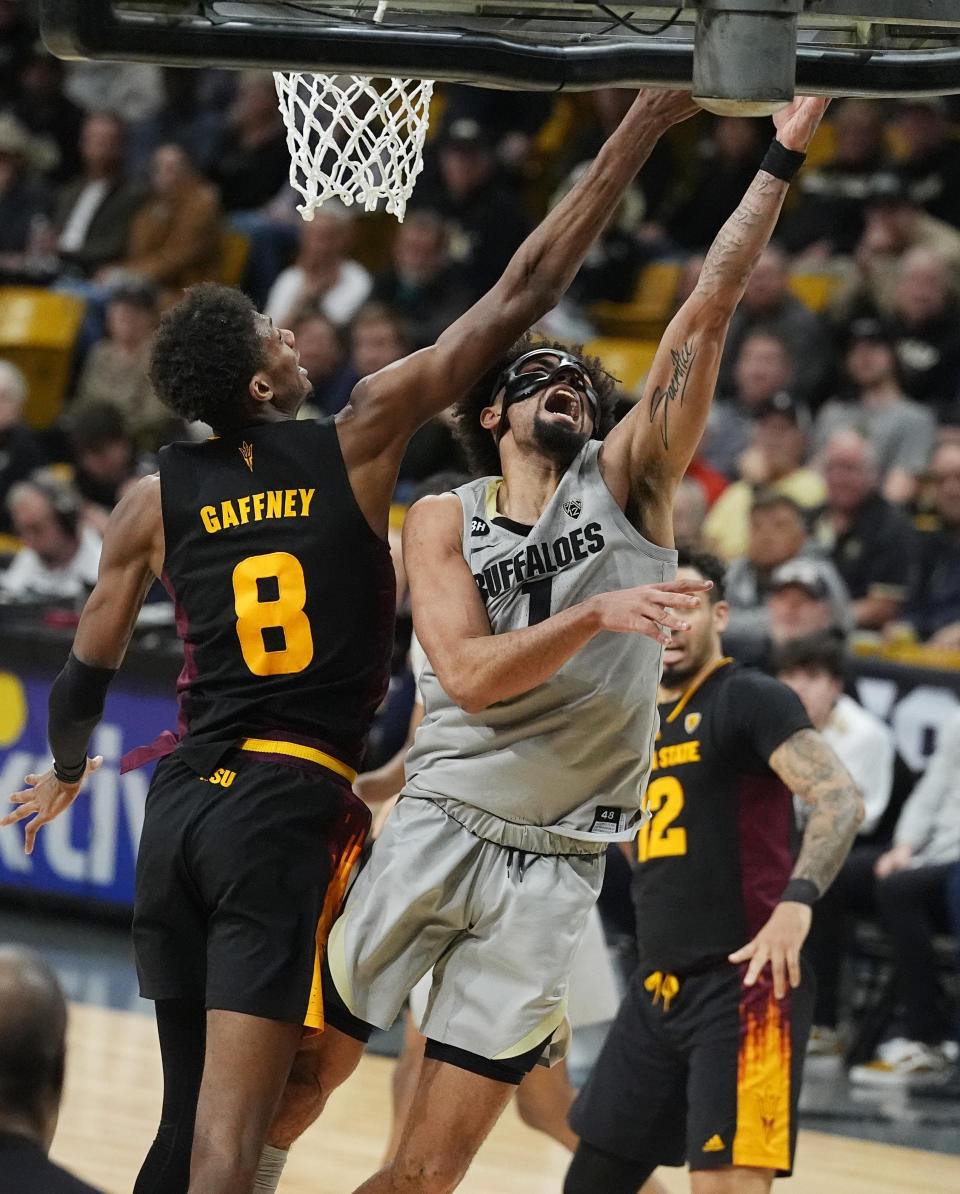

{"left": 730, "top": 726, "right": 864, "bottom": 997}
{"left": 1, "top": 477, "right": 163, "bottom": 852}
{"left": 405, "top": 494, "right": 710, "bottom": 713}
{"left": 600, "top": 97, "right": 830, "bottom": 546}
{"left": 335, "top": 91, "right": 698, "bottom": 478}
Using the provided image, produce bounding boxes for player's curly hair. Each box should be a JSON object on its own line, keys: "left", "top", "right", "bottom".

{"left": 149, "top": 283, "right": 267, "bottom": 431}
{"left": 453, "top": 332, "right": 620, "bottom": 477}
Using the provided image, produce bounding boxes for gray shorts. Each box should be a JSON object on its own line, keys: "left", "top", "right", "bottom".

{"left": 325, "top": 794, "right": 605, "bottom": 1062}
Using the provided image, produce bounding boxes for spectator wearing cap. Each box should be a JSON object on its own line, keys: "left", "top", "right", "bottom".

{"left": 724, "top": 491, "right": 850, "bottom": 642}
{"left": 703, "top": 329, "right": 795, "bottom": 477}
{"left": 0, "top": 361, "right": 47, "bottom": 535}
{"left": 893, "top": 98, "right": 960, "bottom": 232}
{"left": 717, "top": 245, "right": 834, "bottom": 405}
{"left": 814, "top": 317, "right": 935, "bottom": 504}
{"left": 0, "top": 111, "right": 55, "bottom": 281}
{"left": 886, "top": 248, "right": 960, "bottom": 413}
{"left": 1, "top": 476, "right": 101, "bottom": 604}
{"left": 416, "top": 115, "right": 530, "bottom": 299}
{"left": 264, "top": 200, "right": 372, "bottom": 329}
{"left": 702, "top": 391, "right": 824, "bottom": 560}
{"left": 69, "top": 274, "right": 177, "bottom": 452}
{"left": 370, "top": 210, "right": 472, "bottom": 348}
{"left": 780, "top": 98, "right": 891, "bottom": 259}
{"left": 812, "top": 428, "right": 919, "bottom": 630}
{"left": 901, "top": 440, "right": 960, "bottom": 648}
{"left": 852, "top": 169, "right": 960, "bottom": 314}
{"left": 766, "top": 557, "right": 854, "bottom": 646}
{"left": 52, "top": 111, "right": 145, "bottom": 281}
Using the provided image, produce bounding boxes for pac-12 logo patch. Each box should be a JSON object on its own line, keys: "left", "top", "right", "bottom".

{"left": 471, "top": 517, "right": 490, "bottom": 536}
{"left": 562, "top": 499, "right": 582, "bottom": 519}
{"left": 684, "top": 712, "right": 702, "bottom": 734}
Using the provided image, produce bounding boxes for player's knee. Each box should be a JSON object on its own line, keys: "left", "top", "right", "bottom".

{"left": 389, "top": 1143, "right": 474, "bottom": 1194}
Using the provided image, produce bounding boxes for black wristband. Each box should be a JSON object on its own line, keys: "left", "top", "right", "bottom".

{"left": 780, "top": 878, "right": 820, "bottom": 906}
{"left": 53, "top": 758, "right": 88, "bottom": 785}
{"left": 760, "top": 139, "right": 806, "bottom": 183}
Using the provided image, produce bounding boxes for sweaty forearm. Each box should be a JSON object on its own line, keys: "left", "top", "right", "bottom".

{"left": 47, "top": 652, "right": 116, "bottom": 782}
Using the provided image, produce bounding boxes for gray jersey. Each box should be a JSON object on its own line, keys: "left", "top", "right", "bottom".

{"left": 404, "top": 439, "right": 677, "bottom": 845}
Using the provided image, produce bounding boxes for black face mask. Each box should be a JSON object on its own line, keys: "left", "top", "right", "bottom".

{"left": 493, "top": 349, "right": 599, "bottom": 443}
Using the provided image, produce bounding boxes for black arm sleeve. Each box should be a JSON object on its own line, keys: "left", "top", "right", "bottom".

{"left": 48, "top": 652, "right": 117, "bottom": 783}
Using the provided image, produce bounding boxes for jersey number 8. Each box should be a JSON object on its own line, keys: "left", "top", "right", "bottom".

{"left": 232, "top": 552, "right": 314, "bottom": 676}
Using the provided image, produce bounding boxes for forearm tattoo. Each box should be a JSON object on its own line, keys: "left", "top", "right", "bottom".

{"left": 698, "top": 172, "right": 787, "bottom": 293}
{"left": 771, "top": 729, "right": 864, "bottom": 895}
{"left": 648, "top": 341, "right": 697, "bottom": 450}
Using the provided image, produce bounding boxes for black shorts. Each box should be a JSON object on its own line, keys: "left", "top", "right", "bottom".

{"left": 133, "top": 748, "right": 369, "bottom": 1023}
{"left": 570, "top": 960, "right": 814, "bottom": 1176}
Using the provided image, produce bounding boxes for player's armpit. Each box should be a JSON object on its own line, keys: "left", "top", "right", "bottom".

{"left": 769, "top": 728, "right": 865, "bottom": 896}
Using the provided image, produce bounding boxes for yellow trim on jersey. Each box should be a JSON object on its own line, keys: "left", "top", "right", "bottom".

{"left": 664, "top": 657, "right": 734, "bottom": 726}
{"left": 493, "top": 993, "right": 569, "bottom": 1060}
{"left": 239, "top": 737, "right": 358, "bottom": 783}
{"left": 485, "top": 477, "right": 504, "bottom": 522}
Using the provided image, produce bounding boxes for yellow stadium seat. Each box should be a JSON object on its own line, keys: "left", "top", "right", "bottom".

{"left": 589, "top": 261, "right": 682, "bottom": 338}
{"left": 787, "top": 271, "right": 845, "bottom": 314}
{"left": 0, "top": 287, "right": 86, "bottom": 428}
{"left": 217, "top": 230, "right": 252, "bottom": 288}
{"left": 585, "top": 337, "right": 660, "bottom": 396}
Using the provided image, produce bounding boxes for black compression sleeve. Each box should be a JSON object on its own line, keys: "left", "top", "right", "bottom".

{"left": 48, "top": 652, "right": 117, "bottom": 782}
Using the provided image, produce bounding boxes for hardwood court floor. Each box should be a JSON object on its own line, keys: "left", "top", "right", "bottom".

{"left": 54, "top": 1003, "right": 960, "bottom": 1194}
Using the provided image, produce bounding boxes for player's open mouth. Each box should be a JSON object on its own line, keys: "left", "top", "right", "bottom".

{"left": 544, "top": 388, "right": 580, "bottom": 422}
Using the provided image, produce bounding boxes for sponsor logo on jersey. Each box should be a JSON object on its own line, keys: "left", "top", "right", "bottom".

{"left": 702, "top": 1134, "right": 725, "bottom": 1153}
{"left": 239, "top": 441, "right": 254, "bottom": 472}
{"left": 472, "top": 521, "right": 605, "bottom": 602}
{"left": 471, "top": 516, "right": 490, "bottom": 536}
{"left": 684, "top": 712, "right": 702, "bottom": 734}
{"left": 562, "top": 498, "right": 582, "bottom": 519}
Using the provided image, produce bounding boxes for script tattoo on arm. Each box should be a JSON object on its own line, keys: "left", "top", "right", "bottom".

{"left": 769, "top": 728, "right": 865, "bottom": 894}
{"left": 648, "top": 341, "right": 697, "bottom": 450}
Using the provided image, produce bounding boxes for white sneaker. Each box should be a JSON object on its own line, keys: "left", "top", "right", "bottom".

{"left": 849, "top": 1039, "right": 954, "bottom": 1087}
{"left": 807, "top": 1025, "right": 843, "bottom": 1057}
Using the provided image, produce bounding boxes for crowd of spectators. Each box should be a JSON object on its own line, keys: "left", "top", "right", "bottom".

{"left": 1, "top": 0, "right": 959, "bottom": 1092}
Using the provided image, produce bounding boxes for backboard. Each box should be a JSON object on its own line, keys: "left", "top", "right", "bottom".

{"left": 41, "top": 2, "right": 960, "bottom": 107}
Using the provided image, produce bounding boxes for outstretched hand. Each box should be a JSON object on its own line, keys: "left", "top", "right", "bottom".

{"left": 1, "top": 756, "right": 103, "bottom": 855}
{"left": 773, "top": 95, "right": 831, "bottom": 153}
{"left": 728, "top": 901, "right": 813, "bottom": 999}
{"left": 597, "top": 577, "right": 712, "bottom": 644}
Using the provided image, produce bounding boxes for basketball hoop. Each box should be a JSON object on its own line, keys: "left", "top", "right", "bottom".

{"left": 274, "top": 71, "right": 434, "bottom": 223}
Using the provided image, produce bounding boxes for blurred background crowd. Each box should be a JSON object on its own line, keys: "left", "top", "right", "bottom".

{"left": 2, "top": 0, "right": 960, "bottom": 667}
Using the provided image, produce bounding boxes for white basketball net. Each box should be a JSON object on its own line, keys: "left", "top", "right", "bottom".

{"left": 274, "top": 72, "right": 435, "bottom": 222}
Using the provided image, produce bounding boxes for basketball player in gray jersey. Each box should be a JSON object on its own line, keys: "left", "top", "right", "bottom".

{"left": 261, "top": 95, "right": 829, "bottom": 1194}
